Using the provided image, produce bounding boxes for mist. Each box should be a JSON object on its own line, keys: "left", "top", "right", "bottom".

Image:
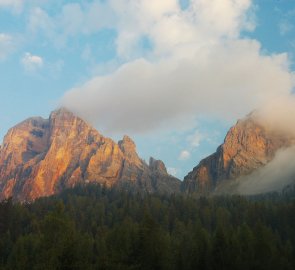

{"left": 255, "top": 96, "right": 295, "bottom": 137}
{"left": 233, "top": 146, "right": 295, "bottom": 195}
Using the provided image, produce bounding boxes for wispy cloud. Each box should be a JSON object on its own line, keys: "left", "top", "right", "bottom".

{"left": 187, "top": 130, "right": 203, "bottom": 148}
{"left": 0, "top": 33, "right": 14, "bottom": 60}
{"left": 178, "top": 150, "right": 191, "bottom": 161}
{"left": 279, "top": 20, "right": 293, "bottom": 36}
{"left": 0, "top": 0, "right": 22, "bottom": 13}
{"left": 21, "top": 52, "right": 44, "bottom": 73}
{"left": 27, "top": 2, "right": 115, "bottom": 48}
{"left": 236, "top": 146, "right": 295, "bottom": 195}
{"left": 167, "top": 167, "right": 178, "bottom": 176}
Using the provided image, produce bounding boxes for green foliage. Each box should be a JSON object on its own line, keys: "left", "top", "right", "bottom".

{"left": 0, "top": 184, "right": 295, "bottom": 269}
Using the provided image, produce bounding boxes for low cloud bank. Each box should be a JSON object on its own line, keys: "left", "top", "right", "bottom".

{"left": 60, "top": 0, "right": 294, "bottom": 135}
{"left": 236, "top": 146, "right": 295, "bottom": 195}
{"left": 61, "top": 43, "right": 293, "bottom": 135}
{"left": 255, "top": 96, "right": 295, "bottom": 137}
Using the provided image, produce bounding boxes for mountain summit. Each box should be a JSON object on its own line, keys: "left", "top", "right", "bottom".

{"left": 0, "top": 108, "right": 180, "bottom": 201}
{"left": 182, "top": 113, "right": 295, "bottom": 194}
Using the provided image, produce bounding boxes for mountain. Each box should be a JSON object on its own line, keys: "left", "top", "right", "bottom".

{"left": 182, "top": 113, "right": 295, "bottom": 194}
{"left": 0, "top": 108, "right": 180, "bottom": 201}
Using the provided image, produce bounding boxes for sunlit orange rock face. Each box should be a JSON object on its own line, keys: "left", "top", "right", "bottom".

{"left": 0, "top": 108, "right": 180, "bottom": 201}
{"left": 182, "top": 114, "right": 295, "bottom": 193}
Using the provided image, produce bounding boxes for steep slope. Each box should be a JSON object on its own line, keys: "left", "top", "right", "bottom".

{"left": 0, "top": 108, "right": 180, "bottom": 201}
{"left": 182, "top": 114, "right": 295, "bottom": 194}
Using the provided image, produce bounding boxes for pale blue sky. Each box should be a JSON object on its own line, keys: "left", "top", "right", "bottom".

{"left": 0, "top": 0, "right": 295, "bottom": 178}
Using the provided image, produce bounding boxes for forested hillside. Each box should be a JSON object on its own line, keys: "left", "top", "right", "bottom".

{"left": 1, "top": 184, "right": 295, "bottom": 270}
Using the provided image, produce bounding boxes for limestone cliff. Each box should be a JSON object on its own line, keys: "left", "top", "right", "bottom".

{"left": 0, "top": 108, "right": 180, "bottom": 201}
{"left": 182, "top": 114, "right": 295, "bottom": 194}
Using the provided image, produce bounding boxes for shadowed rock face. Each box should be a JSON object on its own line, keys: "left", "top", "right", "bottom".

{"left": 182, "top": 114, "right": 295, "bottom": 194}
{"left": 0, "top": 108, "right": 180, "bottom": 201}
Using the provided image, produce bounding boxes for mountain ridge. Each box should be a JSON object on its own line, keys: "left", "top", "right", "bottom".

{"left": 1, "top": 108, "right": 295, "bottom": 201}
{"left": 0, "top": 108, "right": 180, "bottom": 201}
{"left": 182, "top": 113, "right": 295, "bottom": 194}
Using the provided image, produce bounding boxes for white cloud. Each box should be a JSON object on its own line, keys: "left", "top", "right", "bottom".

{"left": 279, "top": 20, "right": 293, "bottom": 36}
{"left": 0, "top": 0, "right": 22, "bottom": 12}
{"left": 0, "top": 33, "right": 13, "bottom": 60}
{"left": 27, "top": 0, "right": 254, "bottom": 55}
{"left": 111, "top": 0, "right": 254, "bottom": 58}
{"left": 62, "top": 40, "right": 293, "bottom": 134}
{"left": 187, "top": 130, "right": 203, "bottom": 148}
{"left": 254, "top": 96, "right": 295, "bottom": 137}
{"left": 28, "top": 2, "right": 115, "bottom": 47}
{"left": 178, "top": 150, "right": 191, "bottom": 161}
{"left": 61, "top": 0, "right": 295, "bottom": 136}
{"left": 21, "top": 52, "right": 44, "bottom": 72}
{"left": 28, "top": 7, "right": 54, "bottom": 35}
{"left": 167, "top": 167, "right": 178, "bottom": 176}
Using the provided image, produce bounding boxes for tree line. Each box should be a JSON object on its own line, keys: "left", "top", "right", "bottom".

{"left": 0, "top": 184, "right": 295, "bottom": 270}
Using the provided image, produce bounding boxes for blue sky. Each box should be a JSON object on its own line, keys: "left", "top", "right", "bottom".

{"left": 0, "top": 0, "right": 295, "bottom": 178}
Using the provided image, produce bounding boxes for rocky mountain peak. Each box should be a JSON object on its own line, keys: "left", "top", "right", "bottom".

{"left": 182, "top": 113, "right": 295, "bottom": 194}
{"left": 0, "top": 116, "right": 50, "bottom": 169}
{"left": 49, "top": 108, "right": 83, "bottom": 130}
{"left": 118, "top": 135, "right": 139, "bottom": 161}
{"left": 149, "top": 157, "right": 167, "bottom": 174}
{"left": 49, "top": 107, "right": 75, "bottom": 119}
{"left": 119, "top": 135, "right": 136, "bottom": 150}
{"left": 0, "top": 109, "right": 180, "bottom": 201}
